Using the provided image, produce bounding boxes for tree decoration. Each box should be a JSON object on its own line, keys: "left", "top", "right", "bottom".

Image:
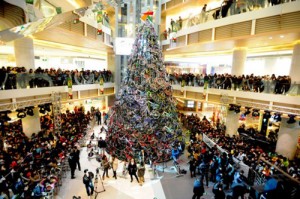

{"left": 141, "top": 10, "right": 154, "bottom": 22}
{"left": 105, "top": 19, "right": 182, "bottom": 163}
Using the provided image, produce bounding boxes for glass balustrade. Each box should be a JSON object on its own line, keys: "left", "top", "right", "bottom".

{"left": 162, "top": 0, "right": 298, "bottom": 39}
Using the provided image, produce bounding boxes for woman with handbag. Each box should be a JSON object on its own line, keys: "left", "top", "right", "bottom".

{"left": 137, "top": 161, "right": 146, "bottom": 186}
{"left": 101, "top": 155, "right": 110, "bottom": 180}
{"left": 111, "top": 155, "right": 119, "bottom": 179}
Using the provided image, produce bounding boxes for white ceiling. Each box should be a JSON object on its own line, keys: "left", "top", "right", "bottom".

{"left": 0, "top": 41, "right": 105, "bottom": 59}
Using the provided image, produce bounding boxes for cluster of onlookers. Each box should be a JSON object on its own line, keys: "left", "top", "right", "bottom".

{"left": 0, "top": 109, "right": 90, "bottom": 198}
{"left": 168, "top": 73, "right": 292, "bottom": 94}
{"left": 0, "top": 66, "right": 113, "bottom": 90}
{"left": 166, "top": 0, "right": 293, "bottom": 34}
{"left": 179, "top": 113, "right": 299, "bottom": 198}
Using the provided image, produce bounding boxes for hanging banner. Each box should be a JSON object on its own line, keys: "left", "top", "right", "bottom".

{"left": 67, "top": 77, "right": 73, "bottom": 99}
{"left": 99, "top": 77, "right": 104, "bottom": 94}
{"left": 181, "top": 79, "right": 185, "bottom": 93}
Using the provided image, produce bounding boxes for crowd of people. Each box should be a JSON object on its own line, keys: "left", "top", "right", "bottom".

{"left": 0, "top": 66, "right": 113, "bottom": 90}
{"left": 179, "top": 113, "right": 300, "bottom": 198}
{"left": 168, "top": 73, "right": 292, "bottom": 94}
{"left": 0, "top": 109, "right": 91, "bottom": 198}
{"left": 165, "top": 0, "right": 292, "bottom": 34}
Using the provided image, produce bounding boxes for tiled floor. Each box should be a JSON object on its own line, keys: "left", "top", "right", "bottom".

{"left": 56, "top": 124, "right": 167, "bottom": 199}
{"left": 56, "top": 121, "right": 224, "bottom": 199}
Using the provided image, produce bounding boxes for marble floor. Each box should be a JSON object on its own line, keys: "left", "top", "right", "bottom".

{"left": 55, "top": 120, "right": 225, "bottom": 199}
{"left": 56, "top": 124, "right": 167, "bottom": 199}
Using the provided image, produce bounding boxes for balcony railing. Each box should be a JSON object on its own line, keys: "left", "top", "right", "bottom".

{"left": 161, "top": 0, "right": 299, "bottom": 39}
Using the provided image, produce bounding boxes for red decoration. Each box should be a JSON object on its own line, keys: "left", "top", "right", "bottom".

{"left": 172, "top": 37, "right": 177, "bottom": 42}
{"left": 97, "top": 29, "right": 103, "bottom": 35}
{"left": 73, "top": 18, "right": 79, "bottom": 24}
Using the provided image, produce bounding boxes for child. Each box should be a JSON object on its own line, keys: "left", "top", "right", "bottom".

{"left": 122, "top": 160, "right": 128, "bottom": 179}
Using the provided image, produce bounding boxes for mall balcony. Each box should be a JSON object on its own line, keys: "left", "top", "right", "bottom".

{"left": 159, "top": 0, "right": 300, "bottom": 114}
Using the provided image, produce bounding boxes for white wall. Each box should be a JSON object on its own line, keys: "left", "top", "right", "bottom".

{"left": 34, "top": 57, "right": 106, "bottom": 71}
{"left": 245, "top": 56, "right": 292, "bottom": 76}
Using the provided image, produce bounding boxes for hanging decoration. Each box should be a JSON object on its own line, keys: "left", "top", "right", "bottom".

{"left": 97, "top": 29, "right": 103, "bottom": 35}
{"left": 99, "top": 77, "right": 104, "bottom": 94}
{"left": 181, "top": 79, "right": 185, "bottom": 93}
{"left": 67, "top": 77, "right": 73, "bottom": 99}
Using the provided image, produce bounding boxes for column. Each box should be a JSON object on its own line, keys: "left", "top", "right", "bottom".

{"left": 14, "top": 37, "right": 35, "bottom": 70}
{"left": 107, "top": 52, "right": 115, "bottom": 82}
{"left": 276, "top": 118, "right": 300, "bottom": 160}
{"left": 287, "top": 43, "right": 300, "bottom": 96}
{"left": 22, "top": 107, "right": 41, "bottom": 137}
{"left": 231, "top": 48, "right": 247, "bottom": 76}
{"left": 225, "top": 110, "right": 240, "bottom": 137}
{"left": 289, "top": 43, "right": 300, "bottom": 83}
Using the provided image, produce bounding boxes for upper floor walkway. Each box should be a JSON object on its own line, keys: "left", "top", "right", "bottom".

{"left": 0, "top": 81, "right": 299, "bottom": 116}
{"left": 161, "top": 0, "right": 300, "bottom": 54}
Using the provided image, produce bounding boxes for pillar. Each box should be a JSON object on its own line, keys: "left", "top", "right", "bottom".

{"left": 276, "top": 118, "right": 300, "bottom": 160}
{"left": 14, "top": 37, "right": 35, "bottom": 70}
{"left": 289, "top": 43, "right": 300, "bottom": 83}
{"left": 107, "top": 52, "right": 115, "bottom": 82}
{"left": 287, "top": 43, "right": 300, "bottom": 96}
{"left": 225, "top": 110, "right": 240, "bottom": 137}
{"left": 22, "top": 107, "right": 41, "bottom": 137}
{"left": 231, "top": 48, "right": 247, "bottom": 76}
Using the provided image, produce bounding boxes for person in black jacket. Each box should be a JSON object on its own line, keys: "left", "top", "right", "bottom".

{"left": 128, "top": 158, "right": 139, "bottom": 183}
{"left": 73, "top": 146, "right": 81, "bottom": 171}
{"left": 68, "top": 149, "right": 77, "bottom": 179}
{"left": 83, "top": 169, "right": 94, "bottom": 196}
{"left": 95, "top": 110, "right": 102, "bottom": 125}
{"left": 192, "top": 178, "right": 204, "bottom": 199}
{"left": 98, "top": 137, "right": 107, "bottom": 155}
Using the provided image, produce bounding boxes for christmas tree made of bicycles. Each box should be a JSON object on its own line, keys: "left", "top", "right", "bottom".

{"left": 106, "top": 17, "right": 182, "bottom": 163}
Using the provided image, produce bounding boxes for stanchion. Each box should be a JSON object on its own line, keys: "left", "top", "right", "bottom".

{"left": 94, "top": 168, "right": 106, "bottom": 199}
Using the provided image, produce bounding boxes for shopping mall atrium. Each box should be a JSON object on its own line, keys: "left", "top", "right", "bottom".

{"left": 0, "top": 0, "right": 300, "bottom": 199}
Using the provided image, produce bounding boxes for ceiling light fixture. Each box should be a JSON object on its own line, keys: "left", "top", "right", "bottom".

{"left": 67, "top": 0, "right": 81, "bottom": 9}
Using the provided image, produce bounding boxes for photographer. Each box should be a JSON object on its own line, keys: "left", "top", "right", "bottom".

{"left": 83, "top": 169, "right": 94, "bottom": 197}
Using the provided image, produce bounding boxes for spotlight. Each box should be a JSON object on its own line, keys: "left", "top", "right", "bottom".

{"left": 44, "top": 103, "right": 51, "bottom": 112}
{"left": 234, "top": 105, "right": 241, "bottom": 113}
{"left": 16, "top": 109, "right": 27, "bottom": 119}
{"left": 244, "top": 107, "right": 251, "bottom": 116}
{"left": 252, "top": 109, "right": 260, "bottom": 117}
{"left": 26, "top": 106, "right": 34, "bottom": 116}
{"left": 229, "top": 104, "right": 235, "bottom": 111}
{"left": 38, "top": 105, "right": 46, "bottom": 114}
{"left": 287, "top": 114, "right": 296, "bottom": 124}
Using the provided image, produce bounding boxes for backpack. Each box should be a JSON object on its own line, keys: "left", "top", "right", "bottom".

{"left": 88, "top": 172, "right": 94, "bottom": 179}
{"left": 15, "top": 180, "right": 24, "bottom": 192}
{"left": 83, "top": 175, "right": 89, "bottom": 184}
{"left": 32, "top": 185, "right": 43, "bottom": 196}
